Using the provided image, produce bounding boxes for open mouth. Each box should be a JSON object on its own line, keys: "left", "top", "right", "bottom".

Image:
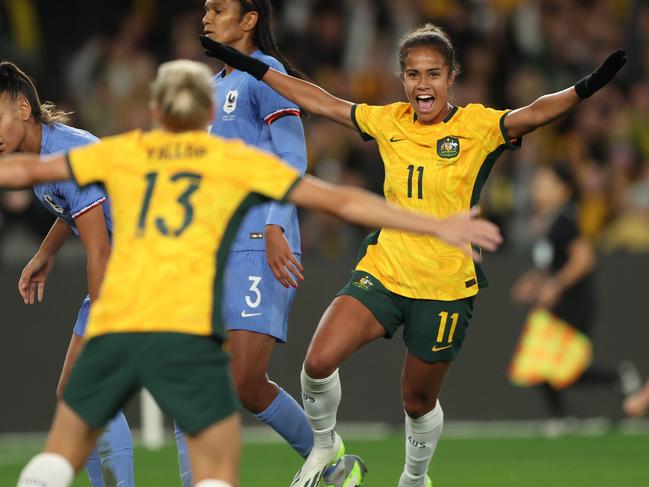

{"left": 415, "top": 94, "right": 435, "bottom": 112}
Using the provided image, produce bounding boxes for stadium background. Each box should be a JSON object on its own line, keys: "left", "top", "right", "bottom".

{"left": 1, "top": 0, "right": 648, "bottom": 485}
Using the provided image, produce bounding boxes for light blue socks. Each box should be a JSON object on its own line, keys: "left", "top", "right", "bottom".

{"left": 85, "top": 410, "right": 134, "bottom": 487}
{"left": 175, "top": 387, "right": 313, "bottom": 487}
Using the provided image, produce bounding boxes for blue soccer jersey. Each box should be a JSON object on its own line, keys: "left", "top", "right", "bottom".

{"left": 210, "top": 51, "right": 305, "bottom": 253}
{"left": 34, "top": 123, "right": 112, "bottom": 237}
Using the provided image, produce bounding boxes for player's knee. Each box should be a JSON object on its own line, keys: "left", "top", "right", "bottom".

{"left": 303, "top": 352, "right": 336, "bottom": 379}
{"left": 402, "top": 388, "right": 438, "bottom": 419}
{"left": 232, "top": 372, "right": 267, "bottom": 412}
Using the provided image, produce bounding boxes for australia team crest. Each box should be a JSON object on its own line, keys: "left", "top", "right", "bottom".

{"left": 436, "top": 136, "right": 460, "bottom": 159}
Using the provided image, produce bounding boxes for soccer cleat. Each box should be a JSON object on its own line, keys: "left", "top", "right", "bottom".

{"left": 289, "top": 433, "right": 344, "bottom": 487}
{"left": 398, "top": 472, "right": 433, "bottom": 487}
{"left": 322, "top": 454, "right": 368, "bottom": 487}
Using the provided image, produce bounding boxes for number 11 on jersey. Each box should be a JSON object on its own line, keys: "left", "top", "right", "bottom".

{"left": 407, "top": 165, "right": 424, "bottom": 199}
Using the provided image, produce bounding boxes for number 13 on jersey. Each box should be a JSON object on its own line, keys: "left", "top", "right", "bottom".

{"left": 136, "top": 171, "right": 203, "bottom": 237}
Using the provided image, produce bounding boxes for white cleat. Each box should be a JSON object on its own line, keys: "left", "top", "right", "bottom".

{"left": 398, "top": 471, "right": 432, "bottom": 487}
{"left": 322, "top": 454, "right": 367, "bottom": 486}
{"left": 289, "top": 433, "right": 345, "bottom": 487}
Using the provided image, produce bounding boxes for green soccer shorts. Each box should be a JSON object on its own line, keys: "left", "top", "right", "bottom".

{"left": 338, "top": 271, "right": 475, "bottom": 363}
{"left": 63, "top": 333, "right": 239, "bottom": 435}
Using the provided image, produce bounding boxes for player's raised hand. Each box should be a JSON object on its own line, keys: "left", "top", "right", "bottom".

{"left": 575, "top": 49, "right": 627, "bottom": 99}
{"left": 199, "top": 35, "right": 270, "bottom": 80}
{"left": 18, "top": 252, "right": 56, "bottom": 304}
{"left": 265, "top": 224, "right": 304, "bottom": 288}
{"left": 437, "top": 207, "right": 503, "bottom": 261}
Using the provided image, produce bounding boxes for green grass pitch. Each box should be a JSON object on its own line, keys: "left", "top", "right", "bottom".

{"left": 1, "top": 434, "right": 648, "bottom": 486}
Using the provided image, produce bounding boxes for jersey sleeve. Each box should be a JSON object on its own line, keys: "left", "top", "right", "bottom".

{"left": 265, "top": 115, "right": 307, "bottom": 229}
{"left": 55, "top": 180, "right": 107, "bottom": 220}
{"left": 66, "top": 136, "right": 121, "bottom": 187}
{"left": 350, "top": 103, "right": 381, "bottom": 141}
{"left": 465, "top": 104, "right": 521, "bottom": 153}
{"left": 253, "top": 57, "right": 301, "bottom": 125}
{"left": 228, "top": 140, "right": 302, "bottom": 202}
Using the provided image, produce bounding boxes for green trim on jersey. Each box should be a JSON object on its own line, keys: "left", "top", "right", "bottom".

{"left": 351, "top": 104, "right": 375, "bottom": 142}
{"left": 280, "top": 176, "right": 303, "bottom": 203}
{"left": 212, "top": 192, "right": 268, "bottom": 338}
{"left": 469, "top": 111, "right": 522, "bottom": 288}
{"left": 65, "top": 152, "right": 86, "bottom": 189}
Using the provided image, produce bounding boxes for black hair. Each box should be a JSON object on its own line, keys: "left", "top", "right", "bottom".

{"left": 0, "top": 61, "right": 71, "bottom": 124}
{"left": 398, "top": 24, "right": 459, "bottom": 76}
{"left": 237, "top": 0, "right": 306, "bottom": 81}
{"left": 547, "top": 161, "right": 581, "bottom": 202}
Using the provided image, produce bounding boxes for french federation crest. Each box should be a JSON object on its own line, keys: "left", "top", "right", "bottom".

{"left": 437, "top": 136, "right": 460, "bottom": 159}
{"left": 223, "top": 90, "right": 238, "bottom": 114}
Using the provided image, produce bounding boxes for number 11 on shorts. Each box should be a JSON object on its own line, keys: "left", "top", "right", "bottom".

{"left": 434, "top": 311, "right": 459, "bottom": 350}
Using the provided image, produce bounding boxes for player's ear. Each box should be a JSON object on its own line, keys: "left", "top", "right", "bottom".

{"left": 240, "top": 10, "right": 259, "bottom": 33}
{"left": 447, "top": 67, "right": 456, "bottom": 88}
{"left": 17, "top": 95, "right": 32, "bottom": 122}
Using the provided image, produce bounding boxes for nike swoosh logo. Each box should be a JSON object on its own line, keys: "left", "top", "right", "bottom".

{"left": 241, "top": 311, "right": 262, "bottom": 318}
{"left": 389, "top": 136, "right": 405, "bottom": 142}
{"left": 432, "top": 344, "right": 453, "bottom": 352}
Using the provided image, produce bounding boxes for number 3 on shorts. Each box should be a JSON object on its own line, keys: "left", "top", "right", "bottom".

{"left": 245, "top": 276, "right": 262, "bottom": 309}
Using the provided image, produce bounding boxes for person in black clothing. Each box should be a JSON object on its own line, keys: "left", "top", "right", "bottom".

{"left": 511, "top": 162, "right": 638, "bottom": 421}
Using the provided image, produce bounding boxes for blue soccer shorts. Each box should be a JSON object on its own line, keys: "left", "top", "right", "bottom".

{"left": 73, "top": 295, "right": 91, "bottom": 337}
{"left": 222, "top": 251, "right": 298, "bottom": 343}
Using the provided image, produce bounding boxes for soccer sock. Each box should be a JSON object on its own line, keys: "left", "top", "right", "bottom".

{"left": 401, "top": 401, "right": 444, "bottom": 484}
{"left": 174, "top": 422, "right": 194, "bottom": 487}
{"left": 84, "top": 448, "right": 103, "bottom": 487}
{"left": 85, "top": 410, "right": 134, "bottom": 487}
{"left": 300, "top": 366, "right": 341, "bottom": 450}
{"left": 195, "top": 480, "right": 233, "bottom": 487}
{"left": 254, "top": 383, "right": 314, "bottom": 458}
{"left": 17, "top": 453, "right": 74, "bottom": 487}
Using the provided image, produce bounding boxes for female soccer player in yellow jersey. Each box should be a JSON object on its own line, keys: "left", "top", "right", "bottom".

{"left": 200, "top": 23, "right": 628, "bottom": 487}
{"left": 0, "top": 59, "right": 501, "bottom": 487}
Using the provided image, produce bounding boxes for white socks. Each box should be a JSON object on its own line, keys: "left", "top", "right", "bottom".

{"left": 300, "top": 366, "right": 341, "bottom": 450}
{"left": 17, "top": 453, "right": 74, "bottom": 487}
{"left": 399, "top": 401, "right": 444, "bottom": 487}
{"left": 195, "top": 481, "right": 233, "bottom": 487}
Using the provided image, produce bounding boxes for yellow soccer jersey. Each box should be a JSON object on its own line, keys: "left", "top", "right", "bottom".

{"left": 351, "top": 102, "right": 519, "bottom": 300}
{"left": 66, "top": 130, "right": 300, "bottom": 339}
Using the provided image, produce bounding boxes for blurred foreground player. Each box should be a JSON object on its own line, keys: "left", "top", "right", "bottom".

{"left": 0, "top": 61, "right": 134, "bottom": 487}
{"left": 177, "top": 1, "right": 366, "bottom": 485}
{"left": 1, "top": 59, "right": 502, "bottom": 487}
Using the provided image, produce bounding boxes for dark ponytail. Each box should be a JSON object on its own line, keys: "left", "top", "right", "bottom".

{"left": 238, "top": 0, "right": 306, "bottom": 81}
{"left": 0, "top": 61, "right": 71, "bottom": 125}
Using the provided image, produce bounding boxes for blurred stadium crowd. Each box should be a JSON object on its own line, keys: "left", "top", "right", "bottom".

{"left": 1, "top": 0, "right": 648, "bottom": 257}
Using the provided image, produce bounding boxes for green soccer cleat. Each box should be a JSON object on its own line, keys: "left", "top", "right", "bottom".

{"left": 426, "top": 475, "right": 433, "bottom": 487}
{"left": 322, "top": 454, "right": 368, "bottom": 487}
{"left": 290, "top": 433, "right": 345, "bottom": 487}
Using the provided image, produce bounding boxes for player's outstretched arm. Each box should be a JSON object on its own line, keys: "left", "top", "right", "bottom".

{"left": 505, "top": 49, "right": 627, "bottom": 140}
{"left": 0, "top": 153, "right": 70, "bottom": 188}
{"left": 288, "top": 176, "right": 502, "bottom": 260}
{"left": 200, "top": 36, "right": 355, "bottom": 129}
